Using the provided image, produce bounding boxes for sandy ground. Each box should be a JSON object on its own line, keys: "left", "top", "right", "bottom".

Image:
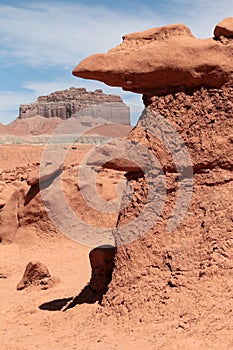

{"left": 0, "top": 236, "right": 161, "bottom": 350}
{"left": 1, "top": 234, "right": 232, "bottom": 350}
{"left": 0, "top": 144, "right": 232, "bottom": 350}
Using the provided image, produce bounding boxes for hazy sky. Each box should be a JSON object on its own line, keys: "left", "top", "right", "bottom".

{"left": 0, "top": 0, "right": 232, "bottom": 125}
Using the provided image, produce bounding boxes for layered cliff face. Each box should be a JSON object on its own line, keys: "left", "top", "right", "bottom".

{"left": 19, "top": 87, "right": 130, "bottom": 125}
{"left": 73, "top": 18, "right": 233, "bottom": 323}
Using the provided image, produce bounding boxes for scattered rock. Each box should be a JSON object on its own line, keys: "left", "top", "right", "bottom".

{"left": 0, "top": 268, "right": 8, "bottom": 279}
{"left": 214, "top": 17, "right": 233, "bottom": 39}
{"left": 17, "top": 261, "right": 59, "bottom": 290}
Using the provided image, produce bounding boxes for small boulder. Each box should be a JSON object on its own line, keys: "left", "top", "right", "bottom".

{"left": 17, "top": 261, "right": 59, "bottom": 290}
{"left": 214, "top": 17, "right": 233, "bottom": 39}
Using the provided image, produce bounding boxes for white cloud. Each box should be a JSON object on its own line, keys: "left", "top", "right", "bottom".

{"left": 0, "top": 3, "right": 164, "bottom": 68}
{"left": 0, "top": 1, "right": 232, "bottom": 68}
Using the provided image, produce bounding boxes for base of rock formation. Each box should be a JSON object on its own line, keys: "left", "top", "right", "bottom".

{"left": 89, "top": 245, "right": 115, "bottom": 293}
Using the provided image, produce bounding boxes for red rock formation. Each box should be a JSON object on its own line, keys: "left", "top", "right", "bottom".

{"left": 102, "top": 86, "right": 233, "bottom": 317}
{"left": 72, "top": 19, "right": 233, "bottom": 321}
{"left": 89, "top": 245, "right": 115, "bottom": 293}
{"left": 73, "top": 22, "right": 233, "bottom": 95}
{"left": 0, "top": 88, "right": 130, "bottom": 137}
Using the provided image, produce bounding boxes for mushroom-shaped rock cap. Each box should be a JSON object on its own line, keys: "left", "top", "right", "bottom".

{"left": 214, "top": 17, "right": 233, "bottom": 39}
{"left": 73, "top": 20, "right": 233, "bottom": 95}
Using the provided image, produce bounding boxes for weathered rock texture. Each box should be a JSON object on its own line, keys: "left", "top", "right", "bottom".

{"left": 102, "top": 86, "right": 233, "bottom": 317}
{"left": 19, "top": 87, "right": 130, "bottom": 125}
{"left": 73, "top": 22, "right": 233, "bottom": 95}
{"left": 73, "top": 19, "right": 233, "bottom": 322}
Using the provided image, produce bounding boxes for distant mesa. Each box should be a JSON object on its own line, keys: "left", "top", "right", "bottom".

{"left": 18, "top": 87, "right": 130, "bottom": 125}
{"left": 0, "top": 87, "right": 131, "bottom": 138}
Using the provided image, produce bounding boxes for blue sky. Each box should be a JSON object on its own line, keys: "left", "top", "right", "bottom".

{"left": 0, "top": 0, "right": 232, "bottom": 125}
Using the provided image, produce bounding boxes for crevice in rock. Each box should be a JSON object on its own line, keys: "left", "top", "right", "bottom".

{"left": 194, "top": 162, "right": 233, "bottom": 173}
{"left": 201, "top": 178, "right": 233, "bottom": 187}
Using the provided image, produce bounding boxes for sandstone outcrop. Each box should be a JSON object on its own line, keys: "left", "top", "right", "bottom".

{"left": 73, "top": 22, "right": 233, "bottom": 95}
{"left": 18, "top": 87, "right": 130, "bottom": 125}
{"left": 72, "top": 18, "right": 233, "bottom": 322}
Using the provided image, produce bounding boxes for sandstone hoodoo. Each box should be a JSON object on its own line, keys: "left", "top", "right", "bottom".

{"left": 19, "top": 87, "right": 130, "bottom": 125}
{"left": 73, "top": 17, "right": 233, "bottom": 326}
